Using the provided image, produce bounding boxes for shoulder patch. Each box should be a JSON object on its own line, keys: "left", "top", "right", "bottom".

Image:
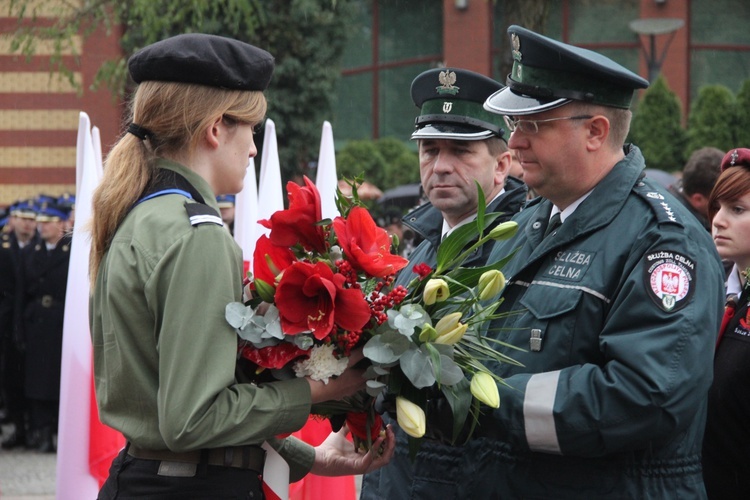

{"left": 184, "top": 202, "right": 223, "bottom": 227}
{"left": 644, "top": 250, "right": 695, "bottom": 312}
{"left": 632, "top": 182, "right": 683, "bottom": 227}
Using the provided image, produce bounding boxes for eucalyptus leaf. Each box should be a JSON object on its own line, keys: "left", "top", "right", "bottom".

{"left": 400, "top": 348, "right": 436, "bottom": 389}
{"left": 363, "top": 330, "right": 412, "bottom": 364}
{"left": 435, "top": 355, "right": 465, "bottom": 386}
{"left": 388, "top": 304, "right": 431, "bottom": 336}
{"left": 289, "top": 334, "right": 314, "bottom": 350}
{"left": 263, "top": 306, "right": 283, "bottom": 339}
{"left": 366, "top": 379, "right": 386, "bottom": 390}
{"left": 225, "top": 302, "right": 251, "bottom": 329}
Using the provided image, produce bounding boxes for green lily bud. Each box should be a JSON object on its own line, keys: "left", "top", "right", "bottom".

{"left": 418, "top": 323, "right": 437, "bottom": 343}
{"left": 478, "top": 270, "right": 506, "bottom": 300}
{"left": 433, "top": 312, "right": 468, "bottom": 345}
{"left": 488, "top": 221, "right": 518, "bottom": 241}
{"left": 470, "top": 371, "right": 500, "bottom": 408}
{"left": 254, "top": 278, "right": 276, "bottom": 303}
{"left": 396, "top": 396, "right": 426, "bottom": 438}
{"left": 423, "top": 278, "right": 449, "bottom": 305}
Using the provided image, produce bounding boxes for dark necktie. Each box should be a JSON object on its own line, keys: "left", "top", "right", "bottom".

{"left": 544, "top": 212, "right": 562, "bottom": 238}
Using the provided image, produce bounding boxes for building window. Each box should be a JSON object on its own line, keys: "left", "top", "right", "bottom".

{"left": 492, "top": 0, "right": 640, "bottom": 87}
{"left": 333, "top": 0, "right": 443, "bottom": 146}
{"left": 690, "top": 0, "right": 750, "bottom": 100}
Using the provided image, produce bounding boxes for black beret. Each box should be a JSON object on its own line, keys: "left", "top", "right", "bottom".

{"left": 485, "top": 25, "right": 649, "bottom": 116}
{"left": 410, "top": 68, "right": 505, "bottom": 141}
{"left": 128, "top": 33, "right": 274, "bottom": 91}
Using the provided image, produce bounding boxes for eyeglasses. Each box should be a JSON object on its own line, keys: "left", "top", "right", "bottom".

{"left": 503, "top": 115, "right": 593, "bottom": 135}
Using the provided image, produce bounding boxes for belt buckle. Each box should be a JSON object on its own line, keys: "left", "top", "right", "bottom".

{"left": 157, "top": 461, "right": 197, "bottom": 477}
{"left": 41, "top": 295, "right": 53, "bottom": 308}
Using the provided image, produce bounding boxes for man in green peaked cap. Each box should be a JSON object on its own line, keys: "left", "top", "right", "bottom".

{"left": 360, "top": 67, "right": 528, "bottom": 500}
{"left": 450, "top": 25, "right": 723, "bottom": 499}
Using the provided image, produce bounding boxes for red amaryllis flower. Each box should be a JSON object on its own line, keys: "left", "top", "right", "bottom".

{"left": 253, "top": 235, "right": 295, "bottom": 286}
{"left": 240, "top": 343, "right": 309, "bottom": 370}
{"left": 259, "top": 176, "right": 327, "bottom": 253}
{"left": 274, "top": 261, "right": 371, "bottom": 340}
{"left": 333, "top": 206, "right": 409, "bottom": 278}
{"left": 345, "top": 411, "right": 383, "bottom": 442}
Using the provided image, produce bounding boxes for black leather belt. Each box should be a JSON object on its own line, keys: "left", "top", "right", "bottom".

{"left": 127, "top": 443, "right": 266, "bottom": 472}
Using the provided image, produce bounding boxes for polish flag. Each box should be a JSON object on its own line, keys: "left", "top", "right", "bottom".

{"left": 56, "top": 112, "right": 124, "bottom": 499}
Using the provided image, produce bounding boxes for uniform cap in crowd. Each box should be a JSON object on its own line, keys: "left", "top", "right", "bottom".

{"left": 484, "top": 25, "right": 649, "bottom": 116}
{"left": 128, "top": 33, "right": 274, "bottom": 91}
{"left": 411, "top": 68, "right": 506, "bottom": 141}
{"left": 10, "top": 201, "right": 37, "bottom": 220}
{"left": 36, "top": 203, "right": 69, "bottom": 222}
{"left": 57, "top": 193, "right": 76, "bottom": 209}
{"left": 721, "top": 148, "right": 750, "bottom": 171}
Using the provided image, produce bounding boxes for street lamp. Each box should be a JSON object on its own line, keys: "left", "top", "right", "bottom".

{"left": 629, "top": 18, "right": 684, "bottom": 82}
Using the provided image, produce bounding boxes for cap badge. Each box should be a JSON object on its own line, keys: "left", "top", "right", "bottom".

{"left": 511, "top": 33, "right": 522, "bottom": 61}
{"left": 437, "top": 70, "right": 459, "bottom": 95}
{"left": 731, "top": 149, "right": 739, "bottom": 166}
{"left": 442, "top": 102, "right": 453, "bottom": 113}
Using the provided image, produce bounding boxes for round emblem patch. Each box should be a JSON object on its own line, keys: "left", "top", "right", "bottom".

{"left": 644, "top": 250, "right": 696, "bottom": 312}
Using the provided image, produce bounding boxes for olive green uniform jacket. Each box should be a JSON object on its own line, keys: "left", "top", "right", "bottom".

{"left": 91, "top": 160, "right": 314, "bottom": 480}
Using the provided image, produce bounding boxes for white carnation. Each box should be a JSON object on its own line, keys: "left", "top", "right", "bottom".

{"left": 293, "top": 344, "right": 349, "bottom": 384}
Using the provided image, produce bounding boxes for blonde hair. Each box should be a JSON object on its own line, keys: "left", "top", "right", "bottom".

{"left": 90, "top": 81, "right": 266, "bottom": 283}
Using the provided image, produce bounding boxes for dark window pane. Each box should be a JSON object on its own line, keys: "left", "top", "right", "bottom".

{"left": 692, "top": 0, "right": 750, "bottom": 44}
{"left": 379, "top": 63, "right": 435, "bottom": 140}
{"left": 333, "top": 72, "right": 374, "bottom": 145}
{"left": 569, "top": 0, "right": 639, "bottom": 43}
{"left": 379, "top": 0, "right": 442, "bottom": 63}
{"left": 342, "top": 0, "right": 373, "bottom": 68}
{"left": 690, "top": 50, "right": 750, "bottom": 100}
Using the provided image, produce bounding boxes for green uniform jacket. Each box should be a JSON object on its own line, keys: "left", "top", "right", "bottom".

{"left": 90, "top": 160, "right": 314, "bottom": 480}
{"left": 467, "top": 145, "right": 724, "bottom": 499}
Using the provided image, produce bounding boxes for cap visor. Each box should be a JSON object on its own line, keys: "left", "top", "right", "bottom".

{"left": 484, "top": 88, "right": 570, "bottom": 116}
{"left": 411, "top": 122, "right": 496, "bottom": 141}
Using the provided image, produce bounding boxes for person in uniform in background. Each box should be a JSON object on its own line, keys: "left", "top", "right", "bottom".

{"left": 432, "top": 26, "right": 722, "bottom": 499}
{"left": 57, "top": 193, "right": 76, "bottom": 232}
{"left": 0, "top": 201, "right": 40, "bottom": 450}
{"left": 88, "top": 34, "right": 393, "bottom": 498}
{"left": 702, "top": 148, "right": 750, "bottom": 499}
{"left": 668, "top": 146, "right": 724, "bottom": 231}
{"left": 19, "top": 203, "right": 72, "bottom": 452}
{"left": 216, "top": 194, "right": 236, "bottom": 235}
{"left": 360, "top": 67, "right": 527, "bottom": 499}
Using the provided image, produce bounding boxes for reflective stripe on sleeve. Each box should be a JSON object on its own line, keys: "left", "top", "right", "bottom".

{"left": 523, "top": 370, "right": 562, "bottom": 454}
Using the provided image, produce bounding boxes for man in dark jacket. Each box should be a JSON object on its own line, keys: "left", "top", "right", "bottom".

{"left": 461, "top": 26, "right": 721, "bottom": 499}
{"left": 0, "top": 201, "right": 40, "bottom": 449}
{"left": 20, "top": 204, "right": 71, "bottom": 452}
{"left": 360, "top": 67, "right": 527, "bottom": 499}
{"left": 667, "top": 146, "right": 724, "bottom": 231}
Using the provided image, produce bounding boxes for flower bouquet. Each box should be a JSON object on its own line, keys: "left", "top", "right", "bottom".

{"left": 226, "top": 176, "right": 522, "bottom": 451}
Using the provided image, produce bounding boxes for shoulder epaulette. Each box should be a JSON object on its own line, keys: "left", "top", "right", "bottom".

{"left": 184, "top": 202, "right": 223, "bottom": 227}
{"left": 632, "top": 180, "right": 683, "bottom": 227}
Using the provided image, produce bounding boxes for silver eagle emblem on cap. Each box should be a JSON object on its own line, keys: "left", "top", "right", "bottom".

{"left": 511, "top": 33, "right": 522, "bottom": 61}
{"left": 437, "top": 70, "right": 459, "bottom": 95}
